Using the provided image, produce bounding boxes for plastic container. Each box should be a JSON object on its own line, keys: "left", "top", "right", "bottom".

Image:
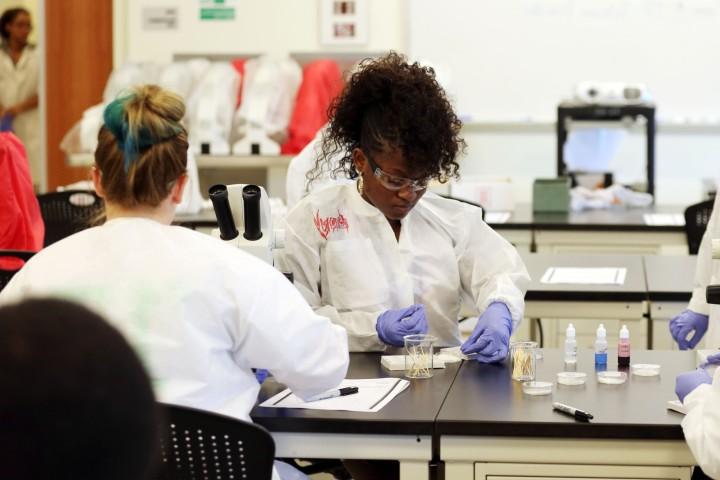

{"left": 404, "top": 334, "right": 436, "bottom": 379}
{"left": 618, "top": 325, "right": 631, "bottom": 367}
{"left": 557, "top": 371, "right": 587, "bottom": 386}
{"left": 594, "top": 324, "right": 608, "bottom": 366}
{"left": 631, "top": 363, "right": 661, "bottom": 377}
{"left": 597, "top": 370, "right": 627, "bottom": 385}
{"left": 564, "top": 323, "right": 577, "bottom": 365}
{"left": 511, "top": 341, "right": 537, "bottom": 381}
{"left": 522, "top": 381, "right": 553, "bottom": 396}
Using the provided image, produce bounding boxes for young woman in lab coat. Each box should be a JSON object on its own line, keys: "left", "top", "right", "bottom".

{"left": 284, "top": 52, "right": 530, "bottom": 361}
{"left": 0, "top": 8, "right": 39, "bottom": 184}
{"left": 0, "top": 85, "right": 348, "bottom": 479}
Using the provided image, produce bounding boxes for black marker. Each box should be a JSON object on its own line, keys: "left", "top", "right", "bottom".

{"left": 553, "top": 402, "right": 593, "bottom": 422}
{"left": 305, "top": 386, "right": 359, "bottom": 402}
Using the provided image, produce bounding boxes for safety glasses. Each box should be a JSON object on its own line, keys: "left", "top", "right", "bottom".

{"left": 364, "top": 152, "right": 429, "bottom": 192}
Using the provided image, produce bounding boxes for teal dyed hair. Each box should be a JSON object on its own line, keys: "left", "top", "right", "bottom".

{"left": 103, "top": 94, "right": 182, "bottom": 173}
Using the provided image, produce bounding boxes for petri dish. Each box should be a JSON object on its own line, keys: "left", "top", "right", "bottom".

{"left": 557, "top": 371, "right": 587, "bottom": 386}
{"left": 522, "top": 381, "right": 553, "bottom": 396}
{"left": 597, "top": 371, "right": 627, "bottom": 385}
{"left": 631, "top": 363, "right": 661, "bottom": 377}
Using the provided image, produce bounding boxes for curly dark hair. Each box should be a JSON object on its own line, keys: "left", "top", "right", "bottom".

{"left": 0, "top": 8, "right": 29, "bottom": 41}
{"left": 308, "top": 51, "right": 465, "bottom": 186}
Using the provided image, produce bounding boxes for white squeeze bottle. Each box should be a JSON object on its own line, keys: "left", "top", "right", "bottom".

{"left": 594, "top": 324, "right": 608, "bottom": 366}
{"left": 564, "top": 323, "right": 577, "bottom": 364}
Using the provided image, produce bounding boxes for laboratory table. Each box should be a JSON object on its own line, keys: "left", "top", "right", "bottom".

{"left": 174, "top": 202, "right": 689, "bottom": 254}
{"left": 251, "top": 352, "right": 461, "bottom": 480}
{"left": 520, "top": 203, "right": 687, "bottom": 254}
{"left": 644, "top": 255, "right": 697, "bottom": 350}
{"left": 438, "top": 349, "right": 696, "bottom": 480}
{"left": 522, "top": 253, "right": 648, "bottom": 332}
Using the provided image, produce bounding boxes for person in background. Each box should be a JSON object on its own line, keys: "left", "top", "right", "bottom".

{"left": 0, "top": 84, "right": 348, "bottom": 480}
{"left": 675, "top": 353, "right": 720, "bottom": 479}
{"left": 0, "top": 7, "right": 39, "bottom": 186}
{"left": 0, "top": 298, "right": 159, "bottom": 480}
{"left": 284, "top": 52, "right": 528, "bottom": 358}
{"left": 670, "top": 193, "right": 720, "bottom": 351}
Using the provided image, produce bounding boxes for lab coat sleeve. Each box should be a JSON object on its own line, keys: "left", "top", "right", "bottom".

{"left": 283, "top": 220, "right": 386, "bottom": 352}
{"left": 682, "top": 368, "right": 720, "bottom": 478}
{"left": 230, "top": 264, "right": 350, "bottom": 401}
{"left": 688, "top": 194, "right": 720, "bottom": 315}
{"left": 457, "top": 209, "right": 530, "bottom": 331}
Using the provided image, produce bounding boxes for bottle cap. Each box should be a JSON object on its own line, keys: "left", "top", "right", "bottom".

{"left": 566, "top": 323, "right": 576, "bottom": 338}
{"left": 597, "top": 323, "right": 606, "bottom": 338}
{"left": 619, "top": 324, "right": 630, "bottom": 339}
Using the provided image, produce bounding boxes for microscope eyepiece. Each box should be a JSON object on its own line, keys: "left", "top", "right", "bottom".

{"left": 209, "top": 184, "right": 239, "bottom": 241}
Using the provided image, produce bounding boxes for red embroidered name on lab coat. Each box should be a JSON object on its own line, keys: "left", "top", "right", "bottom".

{"left": 313, "top": 210, "right": 349, "bottom": 239}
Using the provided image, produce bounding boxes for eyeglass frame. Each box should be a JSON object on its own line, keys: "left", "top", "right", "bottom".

{"left": 361, "top": 150, "right": 429, "bottom": 192}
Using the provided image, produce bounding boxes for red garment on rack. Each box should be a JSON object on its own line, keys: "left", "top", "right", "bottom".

{"left": 231, "top": 58, "right": 247, "bottom": 107}
{"left": 281, "top": 60, "right": 344, "bottom": 154}
{"left": 0, "top": 132, "right": 44, "bottom": 269}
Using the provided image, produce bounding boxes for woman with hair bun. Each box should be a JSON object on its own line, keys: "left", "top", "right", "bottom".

{"left": 0, "top": 84, "right": 348, "bottom": 480}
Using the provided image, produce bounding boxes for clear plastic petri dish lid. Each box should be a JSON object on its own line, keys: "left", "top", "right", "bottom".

{"left": 557, "top": 371, "right": 587, "bottom": 386}
{"left": 631, "top": 363, "right": 661, "bottom": 376}
{"left": 522, "top": 381, "right": 553, "bottom": 395}
{"left": 597, "top": 370, "right": 627, "bottom": 384}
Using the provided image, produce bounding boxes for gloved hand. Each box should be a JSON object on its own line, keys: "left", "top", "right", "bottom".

{"left": 460, "top": 302, "right": 513, "bottom": 363}
{"left": 669, "top": 310, "right": 709, "bottom": 350}
{"left": 253, "top": 369, "right": 269, "bottom": 384}
{"left": 376, "top": 304, "right": 429, "bottom": 347}
{"left": 700, "top": 352, "right": 720, "bottom": 368}
{"left": 675, "top": 368, "right": 712, "bottom": 402}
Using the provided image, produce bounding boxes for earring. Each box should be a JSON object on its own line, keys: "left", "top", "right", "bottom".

{"left": 357, "top": 175, "right": 364, "bottom": 195}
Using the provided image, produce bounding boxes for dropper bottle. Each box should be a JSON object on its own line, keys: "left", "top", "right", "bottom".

{"left": 564, "top": 323, "right": 577, "bottom": 364}
{"left": 618, "top": 325, "right": 631, "bottom": 367}
{"left": 594, "top": 324, "right": 608, "bottom": 366}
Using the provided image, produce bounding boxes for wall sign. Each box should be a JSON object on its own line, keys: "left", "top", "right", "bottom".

{"left": 199, "top": 0, "right": 236, "bottom": 21}
{"left": 142, "top": 7, "right": 178, "bottom": 30}
{"left": 319, "top": 0, "right": 369, "bottom": 45}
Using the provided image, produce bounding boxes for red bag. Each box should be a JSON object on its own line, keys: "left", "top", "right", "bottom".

{"left": 0, "top": 132, "right": 44, "bottom": 269}
{"left": 281, "top": 60, "right": 344, "bottom": 154}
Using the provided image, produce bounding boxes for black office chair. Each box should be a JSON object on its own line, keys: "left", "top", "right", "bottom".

{"left": 684, "top": 199, "right": 715, "bottom": 255}
{"left": 36, "top": 190, "right": 104, "bottom": 247}
{"left": 156, "top": 403, "right": 275, "bottom": 480}
{"left": 438, "top": 193, "right": 486, "bottom": 221}
{"left": 0, "top": 250, "right": 34, "bottom": 292}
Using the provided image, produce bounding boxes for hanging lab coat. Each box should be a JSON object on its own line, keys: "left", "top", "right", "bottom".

{"left": 285, "top": 126, "right": 352, "bottom": 209}
{"left": 682, "top": 367, "right": 720, "bottom": 478}
{"left": 0, "top": 44, "right": 39, "bottom": 184}
{"left": 0, "top": 218, "right": 349, "bottom": 420}
{"left": 283, "top": 184, "right": 530, "bottom": 351}
{"left": 687, "top": 193, "right": 720, "bottom": 349}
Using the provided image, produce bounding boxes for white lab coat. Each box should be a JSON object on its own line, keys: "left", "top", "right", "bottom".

{"left": 682, "top": 367, "right": 720, "bottom": 478}
{"left": 0, "top": 218, "right": 349, "bottom": 420}
{"left": 285, "top": 126, "right": 352, "bottom": 209}
{"left": 687, "top": 193, "right": 720, "bottom": 349}
{"left": 283, "top": 184, "right": 530, "bottom": 351}
{"left": 0, "top": 44, "right": 39, "bottom": 184}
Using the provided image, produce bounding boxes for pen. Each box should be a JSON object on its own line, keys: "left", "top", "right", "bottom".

{"left": 305, "top": 386, "right": 359, "bottom": 402}
{"left": 552, "top": 401, "right": 594, "bottom": 422}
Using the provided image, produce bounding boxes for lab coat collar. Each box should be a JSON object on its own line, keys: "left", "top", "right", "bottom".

{"left": 347, "top": 182, "right": 385, "bottom": 219}
{"left": 102, "top": 216, "right": 168, "bottom": 228}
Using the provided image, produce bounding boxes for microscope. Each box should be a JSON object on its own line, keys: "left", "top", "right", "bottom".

{"left": 208, "top": 183, "right": 283, "bottom": 268}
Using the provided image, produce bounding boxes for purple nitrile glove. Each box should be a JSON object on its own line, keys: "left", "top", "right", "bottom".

{"left": 460, "top": 302, "right": 513, "bottom": 364}
{"left": 700, "top": 352, "right": 720, "bottom": 368}
{"left": 675, "top": 368, "right": 712, "bottom": 402}
{"left": 669, "top": 310, "right": 709, "bottom": 350}
{"left": 376, "top": 304, "right": 429, "bottom": 347}
{"left": 0, "top": 115, "right": 12, "bottom": 132}
{"left": 254, "top": 369, "right": 269, "bottom": 384}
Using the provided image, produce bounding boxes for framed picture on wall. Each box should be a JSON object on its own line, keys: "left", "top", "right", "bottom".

{"left": 319, "top": 0, "right": 369, "bottom": 45}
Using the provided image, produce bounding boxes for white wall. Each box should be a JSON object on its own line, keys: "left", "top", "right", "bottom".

{"left": 118, "top": 0, "right": 407, "bottom": 64}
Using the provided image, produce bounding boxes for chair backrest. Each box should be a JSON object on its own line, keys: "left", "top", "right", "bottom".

{"left": 36, "top": 190, "right": 104, "bottom": 247}
{"left": 0, "top": 250, "right": 35, "bottom": 292}
{"left": 157, "top": 403, "right": 275, "bottom": 480}
{"left": 684, "top": 199, "right": 715, "bottom": 255}
{"left": 438, "top": 193, "right": 486, "bottom": 220}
